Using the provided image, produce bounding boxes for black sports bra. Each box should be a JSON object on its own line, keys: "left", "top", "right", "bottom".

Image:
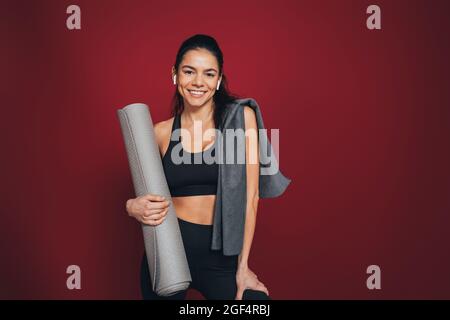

{"left": 161, "top": 113, "right": 218, "bottom": 197}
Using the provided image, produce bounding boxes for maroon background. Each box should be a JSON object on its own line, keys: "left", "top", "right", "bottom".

{"left": 1, "top": 0, "right": 449, "bottom": 299}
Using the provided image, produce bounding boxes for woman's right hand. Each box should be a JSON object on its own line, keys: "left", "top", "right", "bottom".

{"left": 126, "top": 194, "right": 170, "bottom": 226}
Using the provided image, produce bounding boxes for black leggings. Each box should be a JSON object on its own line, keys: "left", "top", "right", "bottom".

{"left": 140, "top": 217, "right": 270, "bottom": 300}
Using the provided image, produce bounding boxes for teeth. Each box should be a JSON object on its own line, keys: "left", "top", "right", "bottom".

{"left": 189, "top": 90, "right": 206, "bottom": 95}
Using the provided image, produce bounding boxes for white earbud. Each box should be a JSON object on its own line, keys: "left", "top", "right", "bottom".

{"left": 216, "top": 79, "right": 221, "bottom": 91}
{"left": 173, "top": 75, "right": 176, "bottom": 85}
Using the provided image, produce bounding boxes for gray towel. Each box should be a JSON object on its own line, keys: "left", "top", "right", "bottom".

{"left": 212, "top": 98, "right": 292, "bottom": 256}
{"left": 117, "top": 103, "right": 191, "bottom": 296}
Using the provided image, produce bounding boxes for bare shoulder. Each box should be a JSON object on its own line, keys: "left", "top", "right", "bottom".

{"left": 154, "top": 117, "right": 173, "bottom": 137}
{"left": 154, "top": 117, "right": 175, "bottom": 153}
{"left": 243, "top": 106, "right": 257, "bottom": 127}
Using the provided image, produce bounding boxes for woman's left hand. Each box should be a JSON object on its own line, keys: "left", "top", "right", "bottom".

{"left": 235, "top": 267, "right": 269, "bottom": 300}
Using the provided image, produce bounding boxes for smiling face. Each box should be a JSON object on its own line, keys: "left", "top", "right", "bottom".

{"left": 173, "top": 48, "right": 222, "bottom": 108}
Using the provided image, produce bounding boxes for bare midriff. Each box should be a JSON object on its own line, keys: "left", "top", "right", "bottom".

{"left": 172, "top": 195, "right": 215, "bottom": 225}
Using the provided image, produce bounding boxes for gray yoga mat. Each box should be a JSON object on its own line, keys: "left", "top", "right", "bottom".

{"left": 117, "top": 103, "right": 191, "bottom": 296}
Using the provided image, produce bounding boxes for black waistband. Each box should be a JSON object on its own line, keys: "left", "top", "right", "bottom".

{"left": 177, "top": 217, "right": 213, "bottom": 228}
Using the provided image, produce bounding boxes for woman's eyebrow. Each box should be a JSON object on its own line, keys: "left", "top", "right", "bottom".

{"left": 181, "top": 65, "right": 217, "bottom": 72}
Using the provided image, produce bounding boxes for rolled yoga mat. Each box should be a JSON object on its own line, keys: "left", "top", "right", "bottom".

{"left": 117, "top": 103, "right": 192, "bottom": 296}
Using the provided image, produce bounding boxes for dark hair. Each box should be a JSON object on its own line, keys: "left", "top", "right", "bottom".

{"left": 171, "top": 34, "right": 240, "bottom": 129}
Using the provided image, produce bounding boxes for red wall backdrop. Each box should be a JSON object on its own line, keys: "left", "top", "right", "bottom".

{"left": 1, "top": 0, "right": 449, "bottom": 299}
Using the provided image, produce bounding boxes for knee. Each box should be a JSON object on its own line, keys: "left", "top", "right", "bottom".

{"left": 242, "top": 289, "right": 271, "bottom": 300}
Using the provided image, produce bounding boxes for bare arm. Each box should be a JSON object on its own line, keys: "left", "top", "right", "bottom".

{"left": 235, "top": 106, "right": 269, "bottom": 299}
{"left": 238, "top": 106, "right": 260, "bottom": 269}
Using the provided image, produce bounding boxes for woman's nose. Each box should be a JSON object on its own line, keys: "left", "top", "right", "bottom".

{"left": 192, "top": 74, "right": 204, "bottom": 86}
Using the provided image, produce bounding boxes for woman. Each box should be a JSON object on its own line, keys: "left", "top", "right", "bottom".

{"left": 126, "top": 34, "right": 270, "bottom": 300}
